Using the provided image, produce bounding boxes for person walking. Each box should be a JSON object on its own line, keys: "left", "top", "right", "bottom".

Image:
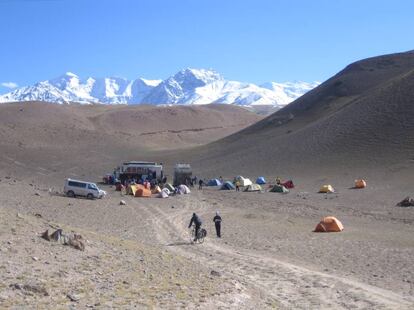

{"left": 213, "top": 211, "right": 222, "bottom": 238}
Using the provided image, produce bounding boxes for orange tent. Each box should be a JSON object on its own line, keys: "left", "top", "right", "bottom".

{"left": 151, "top": 186, "right": 162, "bottom": 194}
{"left": 354, "top": 179, "right": 366, "bottom": 189}
{"left": 314, "top": 216, "right": 344, "bottom": 232}
{"left": 135, "top": 188, "right": 151, "bottom": 198}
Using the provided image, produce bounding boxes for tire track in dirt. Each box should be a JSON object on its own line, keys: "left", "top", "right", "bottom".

{"left": 136, "top": 195, "right": 414, "bottom": 310}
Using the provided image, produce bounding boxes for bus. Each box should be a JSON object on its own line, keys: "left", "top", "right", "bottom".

{"left": 116, "top": 161, "right": 163, "bottom": 183}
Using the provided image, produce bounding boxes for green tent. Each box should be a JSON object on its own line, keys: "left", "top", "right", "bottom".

{"left": 270, "top": 184, "right": 289, "bottom": 193}
{"left": 164, "top": 183, "right": 175, "bottom": 192}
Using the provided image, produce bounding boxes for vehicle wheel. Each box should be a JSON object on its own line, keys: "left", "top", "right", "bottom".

{"left": 87, "top": 193, "right": 94, "bottom": 200}
{"left": 67, "top": 191, "right": 75, "bottom": 198}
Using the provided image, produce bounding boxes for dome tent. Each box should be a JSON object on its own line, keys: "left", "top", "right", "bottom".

{"left": 256, "top": 177, "right": 266, "bottom": 184}
{"left": 208, "top": 179, "right": 222, "bottom": 186}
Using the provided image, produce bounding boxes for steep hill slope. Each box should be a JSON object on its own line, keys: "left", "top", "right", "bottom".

{"left": 183, "top": 51, "right": 414, "bottom": 181}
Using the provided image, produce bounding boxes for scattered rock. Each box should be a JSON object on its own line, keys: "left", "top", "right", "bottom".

{"left": 25, "top": 283, "right": 49, "bottom": 296}
{"left": 11, "top": 283, "right": 49, "bottom": 296}
{"left": 171, "top": 205, "right": 175, "bottom": 208}
{"left": 17, "top": 213, "right": 24, "bottom": 219}
{"left": 34, "top": 192, "right": 40, "bottom": 196}
{"left": 210, "top": 270, "right": 221, "bottom": 277}
{"left": 67, "top": 293, "right": 81, "bottom": 302}
{"left": 50, "top": 229, "right": 63, "bottom": 241}
{"left": 40, "top": 229, "right": 85, "bottom": 251}
{"left": 7, "top": 241, "right": 13, "bottom": 245}
{"left": 397, "top": 196, "right": 414, "bottom": 207}
{"left": 120, "top": 200, "right": 126, "bottom": 205}
{"left": 35, "top": 213, "right": 42, "bottom": 218}
{"left": 10, "top": 283, "right": 23, "bottom": 290}
{"left": 32, "top": 256, "right": 39, "bottom": 261}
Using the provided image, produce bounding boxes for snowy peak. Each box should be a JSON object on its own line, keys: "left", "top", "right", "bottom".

{"left": 173, "top": 68, "right": 223, "bottom": 86}
{"left": 0, "top": 69, "right": 319, "bottom": 107}
{"left": 49, "top": 72, "right": 81, "bottom": 89}
{"left": 138, "top": 78, "right": 162, "bottom": 87}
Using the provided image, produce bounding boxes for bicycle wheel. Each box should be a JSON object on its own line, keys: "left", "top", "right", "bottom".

{"left": 197, "top": 229, "right": 207, "bottom": 243}
{"left": 189, "top": 228, "right": 195, "bottom": 242}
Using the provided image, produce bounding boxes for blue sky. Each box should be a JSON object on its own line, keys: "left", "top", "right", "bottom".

{"left": 0, "top": 0, "right": 413, "bottom": 93}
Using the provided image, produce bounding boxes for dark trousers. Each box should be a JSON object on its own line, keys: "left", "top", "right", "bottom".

{"left": 195, "top": 224, "right": 201, "bottom": 241}
{"left": 215, "top": 222, "right": 221, "bottom": 237}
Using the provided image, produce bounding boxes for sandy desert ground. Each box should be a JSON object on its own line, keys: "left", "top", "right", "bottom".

{"left": 1, "top": 51, "right": 414, "bottom": 309}
{"left": 0, "top": 176, "right": 413, "bottom": 309}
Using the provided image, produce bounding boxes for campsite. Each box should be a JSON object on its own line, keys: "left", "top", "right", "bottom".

{"left": 1, "top": 56, "right": 414, "bottom": 306}
{"left": 0, "top": 25, "right": 414, "bottom": 310}
{"left": 1, "top": 136, "right": 414, "bottom": 309}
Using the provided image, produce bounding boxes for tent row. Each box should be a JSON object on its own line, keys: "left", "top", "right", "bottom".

{"left": 319, "top": 179, "right": 367, "bottom": 193}
{"left": 122, "top": 183, "right": 191, "bottom": 198}
{"left": 206, "top": 176, "right": 367, "bottom": 194}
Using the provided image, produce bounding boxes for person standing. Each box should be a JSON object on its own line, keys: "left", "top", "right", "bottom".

{"left": 198, "top": 179, "right": 204, "bottom": 190}
{"left": 213, "top": 211, "right": 222, "bottom": 238}
{"left": 235, "top": 181, "right": 240, "bottom": 192}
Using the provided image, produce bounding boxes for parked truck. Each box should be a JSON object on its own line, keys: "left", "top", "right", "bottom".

{"left": 173, "top": 163, "right": 192, "bottom": 186}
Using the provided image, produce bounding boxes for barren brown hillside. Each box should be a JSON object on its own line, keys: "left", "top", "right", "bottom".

{"left": 182, "top": 51, "right": 414, "bottom": 184}
{"left": 0, "top": 102, "right": 261, "bottom": 182}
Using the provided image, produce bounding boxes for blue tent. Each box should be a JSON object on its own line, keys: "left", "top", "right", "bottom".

{"left": 256, "top": 177, "right": 266, "bottom": 184}
{"left": 208, "top": 179, "right": 222, "bottom": 186}
{"left": 221, "top": 181, "right": 235, "bottom": 190}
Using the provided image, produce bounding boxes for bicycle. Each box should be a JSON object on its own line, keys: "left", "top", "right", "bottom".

{"left": 189, "top": 225, "right": 207, "bottom": 243}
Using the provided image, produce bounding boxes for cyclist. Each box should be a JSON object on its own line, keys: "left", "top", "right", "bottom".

{"left": 188, "top": 213, "right": 202, "bottom": 241}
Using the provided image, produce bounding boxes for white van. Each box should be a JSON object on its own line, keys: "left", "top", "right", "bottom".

{"left": 64, "top": 178, "right": 106, "bottom": 199}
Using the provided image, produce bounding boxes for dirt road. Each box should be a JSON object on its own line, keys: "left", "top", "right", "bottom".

{"left": 130, "top": 190, "right": 414, "bottom": 310}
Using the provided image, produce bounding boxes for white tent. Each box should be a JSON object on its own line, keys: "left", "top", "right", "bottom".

{"left": 158, "top": 188, "right": 169, "bottom": 198}
{"left": 235, "top": 176, "right": 253, "bottom": 187}
{"left": 178, "top": 184, "right": 191, "bottom": 194}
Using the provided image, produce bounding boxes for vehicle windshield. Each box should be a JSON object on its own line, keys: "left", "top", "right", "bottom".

{"left": 88, "top": 184, "right": 98, "bottom": 190}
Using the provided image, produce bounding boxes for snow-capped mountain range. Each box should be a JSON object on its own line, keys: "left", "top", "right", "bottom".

{"left": 0, "top": 69, "right": 319, "bottom": 107}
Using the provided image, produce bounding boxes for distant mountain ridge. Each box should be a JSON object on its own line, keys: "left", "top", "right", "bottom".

{"left": 0, "top": 68, "right": 319, "bottom": 107}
